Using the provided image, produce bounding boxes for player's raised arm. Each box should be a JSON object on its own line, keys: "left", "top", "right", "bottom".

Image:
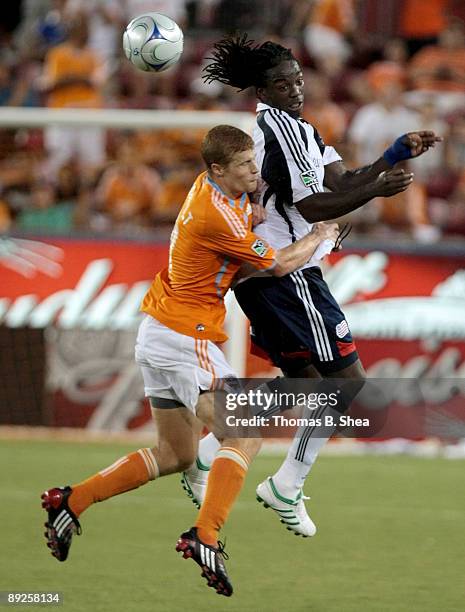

{"left": 323, "top": 131, "right": 443, "bottom": 192}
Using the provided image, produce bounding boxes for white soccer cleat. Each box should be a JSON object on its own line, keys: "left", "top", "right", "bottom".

{"left": 256, "top": 477, "right": 317, "bottom": 537}
{"left": 181, "top": 460, "right": 209, "bottom": 509}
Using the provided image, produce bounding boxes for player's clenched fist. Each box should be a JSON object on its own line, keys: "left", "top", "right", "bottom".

{"left": 372, "top": 168, "right": 414, "bottom": 197}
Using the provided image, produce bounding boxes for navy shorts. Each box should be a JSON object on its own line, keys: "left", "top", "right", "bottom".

{"left": 234, "top": 267, "right": 359, "bottom": 375}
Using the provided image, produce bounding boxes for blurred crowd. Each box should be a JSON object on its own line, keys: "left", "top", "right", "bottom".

{"left": 1, "top": 0, "right": 465, "bottom": 242}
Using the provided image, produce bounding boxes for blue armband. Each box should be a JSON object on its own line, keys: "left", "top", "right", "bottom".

{"left": 383, "top": 135, "right": 412, "bottom": 166}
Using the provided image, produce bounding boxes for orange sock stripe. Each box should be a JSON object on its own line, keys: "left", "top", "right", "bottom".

{"left": 138, "top": 448, "right": 158, "bottom": 480}
{"left": 219, "top": 446, "right": 250, "bottom": 467}
{"left": 144, "top": 448, "right": 159, "bottom": 479}
{"left": 231, "top": 447, "right": 250, "bottom": 466}
{"left": 216, "top": 448, "right": 249, "bottom": 472}
{"left": 99, "top": 456, "right": 129, "bottom": 477}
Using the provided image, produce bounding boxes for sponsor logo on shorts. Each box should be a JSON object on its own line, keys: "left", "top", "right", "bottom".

{"left": 251, "top": 239, "right": 269, "bottom": 258}
{"left": 300, "top": 169, "right": 319, "bottom": 188}
{"left": 336, "top": 319, "right": 349, "bottom": 338}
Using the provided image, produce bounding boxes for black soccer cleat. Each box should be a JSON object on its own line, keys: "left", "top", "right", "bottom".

{"left": 41, "top": 486, "right": 82, "bottom": 562}
{"left": 175, "top": 527, "right": 233, "bottom": 596}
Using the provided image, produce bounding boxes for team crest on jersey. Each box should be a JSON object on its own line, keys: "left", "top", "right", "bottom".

{"left": 300, "top": 169, "right": 318, "bottom": 188}
{"left": 336, "top": 320, "right": 349, "bottom": 338}
{"left": 251, "top": 239, "right": 269, "bottom": 257}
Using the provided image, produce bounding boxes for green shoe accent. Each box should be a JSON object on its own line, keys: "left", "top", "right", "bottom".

{"left": 268, "top": 478, "right": 299, "bottom": 506}
{"left": 195, "top": 457, "right": 211, "bottom": 471}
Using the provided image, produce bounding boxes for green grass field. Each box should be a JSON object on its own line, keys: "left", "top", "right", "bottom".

{"left": 1, "top": 439, "right": 464, "bottom": 612}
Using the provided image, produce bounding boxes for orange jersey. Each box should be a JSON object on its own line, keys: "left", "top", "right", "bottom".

{"left": 43, "top": 43, "right": 103, "bottom": 108}
{"left": 141, "top": 172, "right": 276, "bottom": 342}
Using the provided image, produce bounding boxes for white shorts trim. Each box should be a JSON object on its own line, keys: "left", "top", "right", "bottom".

{"left": 135, "top": 315, "right": 237, "bottom": 413}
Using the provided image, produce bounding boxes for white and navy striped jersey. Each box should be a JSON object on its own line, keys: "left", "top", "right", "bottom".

{"left": 252, "top": 102, "right": 342, "bottom": 269}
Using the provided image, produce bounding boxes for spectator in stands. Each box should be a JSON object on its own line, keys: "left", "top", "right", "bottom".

{"left": 15, "top": 178, "right": 75, "bottom": 234}
{"left": 36, "top": 0, "right": 68, "bottom": 50}
{"left": 348, "top": 81, "right": 420, "bottom": 165}
{"left": 214, "top": 0, "right": 266, "bottom": 31}
{"left": 398, "top": 0, "right": 448, "bottom": 55}
{"left": 406, "top": 19, "right": 465, "bottom": 114}
{"left": 445, "top": 111, "right": 465, "bottom": 173}
{"left": 132, "top": 77, "right": 223, "bottom": 173}
{"left": 0, "top": 61, "right": 40, "bottom": 107}
{"left": 446, "top": 170, "right": 465, "bottom": 236}
{"left": 64, "top": 0, "right": 125, "bottom": 66}
{"left": 113, "top": 63, "right": 160, "bottom": 110}
{"left": 375, "top": 179, "right": 440, "bottom": 243}
{"left": 0, "top": 199, "right": 12, "bottom": 232}
{"left": 303, "top": 0, "right": 356, "bottom": 64}
{"left": 155, "top": 158, "right": 199, "bottom": 225}
{"left": 347, "top": 78, "right": 442, "bottom": 240}
{"left": 302, "top": 69, "right": 347, "bottom": 145}
{"left": 40, "top": 14, "right": 107, "bottom": 180}
{"left": 429, "top": 168, "right": 465, "bottom": 238}
{"left": 124, "top": 0, "right": 188, "bottom": 30}
{"left": 94, "top": 135, "right": 162, "bottom": 228}
{"left": 13, "top": 0, "right": 58, "bottom": 56}
{"left": 409, "top": 99, "right": 447, "bottom": 182}
{"left": 366, "top": 38, "right": 408, "bottom": 96}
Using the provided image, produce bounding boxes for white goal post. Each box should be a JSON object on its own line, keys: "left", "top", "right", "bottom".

{"left": 0, "top": 106, "right": 256, "bottom": 132}
{"left": 0, "top": 106, "right": 253, "bottom": 375}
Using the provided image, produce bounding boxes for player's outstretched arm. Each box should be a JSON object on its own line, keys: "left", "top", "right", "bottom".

{"left": 324, "top": 131, "right": 442, "bottom": 192}
{"left": 296, "top": 168, "right": 414, "bottom": 223}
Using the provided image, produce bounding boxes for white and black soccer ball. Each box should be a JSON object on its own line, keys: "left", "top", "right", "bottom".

{"left": 123, "top": 12, "right": 183, "bottom": 73}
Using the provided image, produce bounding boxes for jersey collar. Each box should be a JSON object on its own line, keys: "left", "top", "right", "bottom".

{"left": 256, "top": 101, "right": 306, "bottom": 123}
{"left": 206, "top": 175, "right": 246, "bottom": 208}
{"left": 256, "top": 102, "right": 274, "bottom": 113}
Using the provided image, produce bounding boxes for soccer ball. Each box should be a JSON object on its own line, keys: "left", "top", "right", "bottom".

{"left": 123, "top": 12, "right": 183, "bottom": 73}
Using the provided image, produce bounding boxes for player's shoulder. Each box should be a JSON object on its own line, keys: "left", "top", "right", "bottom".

{"left": 180, "top": 172, "right": 230, "bottom": 234}
{"left": 265, "top": 106, "right": 300, "bottom": 125}
{"left": 204, "top": 178, "right": 249, "bottom": 239}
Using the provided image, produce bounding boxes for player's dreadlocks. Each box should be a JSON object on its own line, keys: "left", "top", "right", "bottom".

{"left": 203, "top": 33, "right": 296, "bottom": 90}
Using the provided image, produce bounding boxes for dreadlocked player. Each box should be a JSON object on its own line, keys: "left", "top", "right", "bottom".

{"left": 181, "top": 35, "right": 442, "bottom": 537}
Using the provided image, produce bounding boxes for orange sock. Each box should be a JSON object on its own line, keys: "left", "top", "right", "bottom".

{"left": 195, "top": 447, "right": 249, "bottom": 546}
{"left": 69, "top": 448, "right": 158, "bottom": 517}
